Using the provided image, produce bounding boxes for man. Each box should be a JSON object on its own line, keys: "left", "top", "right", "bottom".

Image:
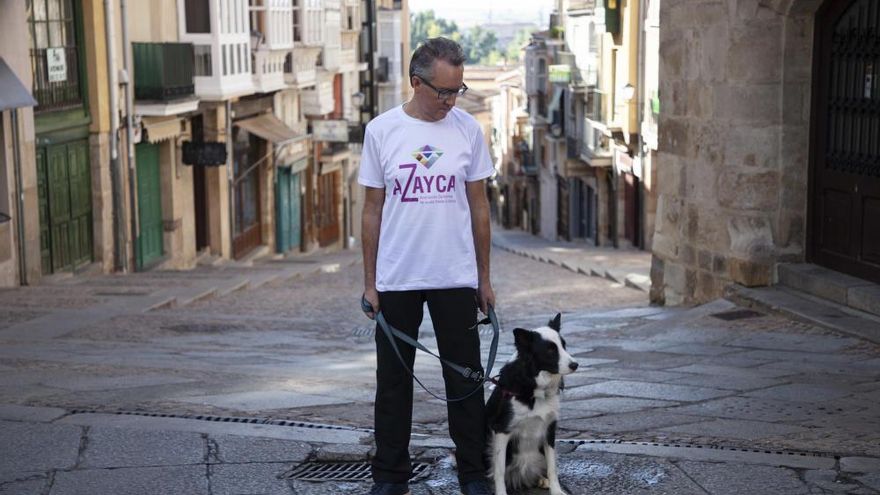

{"left": 360, "top": 37, "right": 495, "bottom": 495}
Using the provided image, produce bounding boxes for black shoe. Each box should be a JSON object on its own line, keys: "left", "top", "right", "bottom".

{"left": 460, "top": 479, "right": 493, "bottom": 495}
{"left": 368, "top": 482, "right": 411, "bottom": 495}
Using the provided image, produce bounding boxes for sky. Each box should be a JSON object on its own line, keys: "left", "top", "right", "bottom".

{"left": 408, "top": 0, "right": 556, "bottom": 28}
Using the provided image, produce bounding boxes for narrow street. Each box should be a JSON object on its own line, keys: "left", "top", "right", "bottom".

{"left": 0, "top": 233, "right": 879, "bottom": 494}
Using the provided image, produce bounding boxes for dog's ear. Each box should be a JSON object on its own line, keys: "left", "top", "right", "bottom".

{"left": 548, "top": 313, "right": 562, "bottom": 332}
{"left": 513, "top": 328, "right": 535, "bottom": 349}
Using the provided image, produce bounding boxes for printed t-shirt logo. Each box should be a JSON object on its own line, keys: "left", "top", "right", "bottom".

{"left": 391, "top": 144, "right": 456, "bottom": 204}
{"left": 412, "top": 145, "right": 443, "bottom": 169}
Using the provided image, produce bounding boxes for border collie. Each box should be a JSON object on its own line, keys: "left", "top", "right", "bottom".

{"left": 486, "top": 314, "right": 578, "bottom": 495}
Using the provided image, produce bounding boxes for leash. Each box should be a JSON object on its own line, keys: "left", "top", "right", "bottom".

{"left": 361, "top": 295, "right": 500, "bottom": 403}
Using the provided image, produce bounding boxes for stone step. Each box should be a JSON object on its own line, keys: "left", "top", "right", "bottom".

{"left": 726, "top": 284, "right": 880, "bottom": 345}
{"left": 778, "top": 263, "right": 880, "bottom": 318}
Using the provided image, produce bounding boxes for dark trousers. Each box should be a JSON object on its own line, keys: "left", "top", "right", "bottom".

{"left": 371, "top": 288, "right": 487, "bottom": 485}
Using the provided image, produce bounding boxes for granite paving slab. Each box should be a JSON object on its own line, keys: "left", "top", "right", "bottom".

{"left": 563, "top": 411, "right": 707, "bottom": 434}
{"left": 209, "top": 463, "right": 294, "bottom": 495}
{"left": 49, "top": 465, "right": 209, "bottom": 495}
{"left": 657, "top": 418, "right": 811, "bottom": 441}
{"left": 0, "top": 421, "right": 81, "bottom": 475}
{"left": 743, "top": 383, "right": 855, "bottom": 403}
{"left": 675, "top": 461, "right": 809, "bottom": 495}
{"left": 561, "top": 397, "right": 680, "bottom": 414}
{"left": 173, "top": 390, "right": 352, "bottom": 411}
{"left": 0, "top": 477, "right": 47, "bottom": 495}
{"left": 570, "top": 380, "right": 730, "bottom": 402}
{"left": 666, "top": 374, "right": 785, "bottom": 392}
{"left": 210, "top": 435, "right": 312, "bottom": 464}
{"left": 669, "top": 397, "right": 832, "bottom": 423}
{"left": 724, "top": 332, "right": 860, "bottom": 353}
{"left": 668, "top": 364, "right": 796, "bottom": 379}
{"left": 81, "top": 427, "right": 206, "bottom": 468}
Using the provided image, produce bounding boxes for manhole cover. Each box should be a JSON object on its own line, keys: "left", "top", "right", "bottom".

{"left": 282, "top": 461, "right": 431, "bottom": 483}
{"left": 711, "top": 309, "right": 763, "bottom": 321}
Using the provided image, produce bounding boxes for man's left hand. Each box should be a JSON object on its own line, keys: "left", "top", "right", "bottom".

{"left": 477, "top": 283, "right": 495, "bottom": 315}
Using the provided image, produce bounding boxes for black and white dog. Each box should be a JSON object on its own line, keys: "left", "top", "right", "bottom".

{"left": 486, "top": 314, "right": 578, "bottom": 495}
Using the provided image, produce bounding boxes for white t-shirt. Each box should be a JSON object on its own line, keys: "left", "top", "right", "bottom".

{"left": 359, "top": 105, "right": 495, "bottom": 291}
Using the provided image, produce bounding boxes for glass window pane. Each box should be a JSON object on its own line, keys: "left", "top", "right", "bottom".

{"left": 49, "top": 20, "right": 63, "bottom": 47}
{"left": 65, "top": 20, "right": 75, "bottom": 45}
{"left": 61, "top": 0, "right": 73, "bottom": 20}
{"left": 35, "top": 22, "right": 49, "bottom": 48}
{"left": 48, "top": 0, "right": 61, "bottom": 20}
{"left": 34, "top": 0, "right": 47, "bottom": 20}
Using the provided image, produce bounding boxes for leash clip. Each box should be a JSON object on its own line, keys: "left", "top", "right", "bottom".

{"left": 463, "top": 367, "right": 484, "bottom": 382}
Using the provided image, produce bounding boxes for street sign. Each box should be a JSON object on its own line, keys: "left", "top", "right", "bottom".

{"left": 46, "top": 48, "right": 67, "bottom": 83}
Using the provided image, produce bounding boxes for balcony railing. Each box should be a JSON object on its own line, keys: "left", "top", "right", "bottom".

{"left": 133, "top": 43, "right": 195, "bottom": 101}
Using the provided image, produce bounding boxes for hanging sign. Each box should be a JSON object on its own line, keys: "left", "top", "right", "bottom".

{"left": 46, "top": 48, "right": 67, "bottom": 83}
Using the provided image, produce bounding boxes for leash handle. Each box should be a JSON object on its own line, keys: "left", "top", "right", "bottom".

{"left": 362, "top": 295, "right": 500, "bottom": 403}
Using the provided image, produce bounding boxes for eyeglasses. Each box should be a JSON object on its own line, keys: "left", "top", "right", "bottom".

{"left": 417, "top": 76, "right": 468, "bottom": 100}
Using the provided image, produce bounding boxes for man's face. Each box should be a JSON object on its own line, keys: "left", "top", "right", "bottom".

{"left": 412, "top": 60, "right": 464, "bottom": 121}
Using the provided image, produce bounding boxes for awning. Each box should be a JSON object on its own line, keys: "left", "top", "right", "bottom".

{"left": 0, "top": 57, "right": 37, "bottom": 111}
{"left": 235, "top": 113, "right": 300, "bottom": 145}
{"left": 143, "top": 117, "right": 183, "bottom": 144}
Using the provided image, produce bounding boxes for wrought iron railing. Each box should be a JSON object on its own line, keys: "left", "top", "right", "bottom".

{"left": 30, "top": 45, "right": 83, "bottom": 113}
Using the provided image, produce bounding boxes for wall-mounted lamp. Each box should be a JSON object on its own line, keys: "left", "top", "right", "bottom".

{"left": 622, "top": 83, "right": 635, "bottom": 101}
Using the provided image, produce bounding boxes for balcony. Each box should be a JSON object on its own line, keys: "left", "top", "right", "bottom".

{"left": 340, "top": 31, "right": 363, "bottom": 72}
{"left": 581, "top": 118, "right": 612, "bottom": 167}
{"left": 252, "top": 49, "right": 289, "bottom": 93}
{"left": 284, "top": 47, "right": 322, "bottom": 88}
{"left": 133, "top": 42, "right": 199, "bottom": 116}
{"left": 178, "top": 0, "right": 255, "bottom": 100}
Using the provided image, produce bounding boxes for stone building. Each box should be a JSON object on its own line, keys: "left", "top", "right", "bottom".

{"left": 651, "top": 0, "right": 879, "bottom": 304}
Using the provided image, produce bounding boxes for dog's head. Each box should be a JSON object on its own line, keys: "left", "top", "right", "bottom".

{"left": 512, "top": 313, "right": 579, "bottom": 376}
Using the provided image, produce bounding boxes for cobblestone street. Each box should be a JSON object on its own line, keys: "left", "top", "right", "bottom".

{"left": 0, "top": 234, "right": 879, "bottom": 494}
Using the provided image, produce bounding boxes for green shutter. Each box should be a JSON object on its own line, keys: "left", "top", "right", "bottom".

{"left": 136, "top": 143, "right": 164, "bottom": 269}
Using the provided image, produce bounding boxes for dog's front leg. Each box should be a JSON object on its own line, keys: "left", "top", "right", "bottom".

{"left": 491, "top": 432, "right": 510, "bottom": 495}
{"left": 544, "top": 444, "right": 567, "bottom": 495}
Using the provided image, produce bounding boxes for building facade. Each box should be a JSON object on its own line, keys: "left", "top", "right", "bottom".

{"left": 0, "top": 0, "right": 392, "bottom": 286}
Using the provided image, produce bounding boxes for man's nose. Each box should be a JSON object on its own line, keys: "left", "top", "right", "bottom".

{"left": 569, "top": 361, "right": 579, "bottom": 371}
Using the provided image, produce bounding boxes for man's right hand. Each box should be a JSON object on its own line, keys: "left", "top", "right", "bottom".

{"left": 363, "top": 288, "right": 380, "bottom": 320}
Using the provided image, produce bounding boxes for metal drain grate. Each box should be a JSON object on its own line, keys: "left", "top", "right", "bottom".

{"left": 282, "top": 461, "right": 431, "bottom": 483}
{"left": 711, "top": 309, "right": 764, "bottom": 321}
{"left": 65, "top": 409, "right": 374, "bottom": 432}
{"left": 558, "top": 438, "right": 835, "bottom": 459}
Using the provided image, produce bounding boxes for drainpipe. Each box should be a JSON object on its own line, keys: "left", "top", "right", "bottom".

{"left": 226, "top": 100, "right": 235, "bottom": 258}
{"left": 104, "top": 0, "right": 126, "bottom": 272}
{"left": 636, "top": 0, "right": 646, "bottom": 250}
{"left": 120, "top": 0, "right": 139, "bottom": 269}
{"left": 11, "top": 109, "right": 27, "bottom": 285}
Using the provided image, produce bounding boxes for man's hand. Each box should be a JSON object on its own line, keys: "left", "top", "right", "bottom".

{"left": 363, "top": 287, "right": 380, "bottom": 320}
{"left": 477, "top": 283, "right": 495, "bottom": 315}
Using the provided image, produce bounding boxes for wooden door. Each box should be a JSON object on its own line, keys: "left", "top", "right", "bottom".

{"left": 811, "top": 0, "right": 880, "bottom": 282}
{"left": 317, "top": 170, "right": 340, "bottom": 247}
{"left": 276, "top": 167, "right": 292, "bottom": 253}
{"left": 37, "top": 140, "right": 93, "bottom": 274}
{"left": 232, "top": 128, "right": 263, "bottom": 259}
{"left": 136, "top": 143, "right": 164, "bottom": 269}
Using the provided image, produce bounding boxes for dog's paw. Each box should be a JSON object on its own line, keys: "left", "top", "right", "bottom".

{"left": 549, "top": 490, "right": 568, "bottom": 495}
{"left": 537, "top": 477, "right": 550, "bottom": 489}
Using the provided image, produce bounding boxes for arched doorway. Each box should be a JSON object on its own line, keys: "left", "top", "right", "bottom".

{"left": 810, "top": 0, "right": 880, "bottom": 283}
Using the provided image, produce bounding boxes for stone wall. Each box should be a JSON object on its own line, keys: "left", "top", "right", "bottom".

{"left": 651, "top": 0, "right": 823, "bottom": 305}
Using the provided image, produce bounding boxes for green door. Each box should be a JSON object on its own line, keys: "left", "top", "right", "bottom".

{"left": 275, "top": 168, "right": 302, "bottom": 253}
{"left": 37, "top": 140, "right": 94, "bottom": 274}
{"left": 276, "top": 167, "right": 291, "bottom": 253}
{"left": 290, "top": 172, "right": 301, "bottom": 250}
{"left": 136, "top": 143, "right": 164, "bottom": 269}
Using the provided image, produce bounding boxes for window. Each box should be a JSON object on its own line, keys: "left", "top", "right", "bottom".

{"left": 194, "top": 45, "right": 213, "bottom": 76}
{"left": 27, "top": 0, "right": 83, "bottom": 112}
{"left": 293, "top": 0, "right": 302, "bottom": 41}
{"left": 185, "top": 0, "right": 211, "bottom": 33}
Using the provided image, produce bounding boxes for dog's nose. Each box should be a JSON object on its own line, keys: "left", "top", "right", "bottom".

{"left": 569, "top": 361, "right": 579, "bottom": 371}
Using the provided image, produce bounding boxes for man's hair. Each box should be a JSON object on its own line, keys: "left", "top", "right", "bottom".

{"left": 409, "top": 37, "right": 466, "bottom": 85}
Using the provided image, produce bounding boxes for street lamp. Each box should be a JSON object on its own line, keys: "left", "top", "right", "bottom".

{"left": 622, "top": 83, "right": 635, "bottom": 101}
{"left": 351, "top": 91, "right": 365, "bottom": 112}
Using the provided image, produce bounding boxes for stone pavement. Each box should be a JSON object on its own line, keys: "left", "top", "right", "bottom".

{"left": 0, "top": 230, "right": 879, "bottom": 494}
{"left": 491, "top": 228, "right": 652, "bottom": 292}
